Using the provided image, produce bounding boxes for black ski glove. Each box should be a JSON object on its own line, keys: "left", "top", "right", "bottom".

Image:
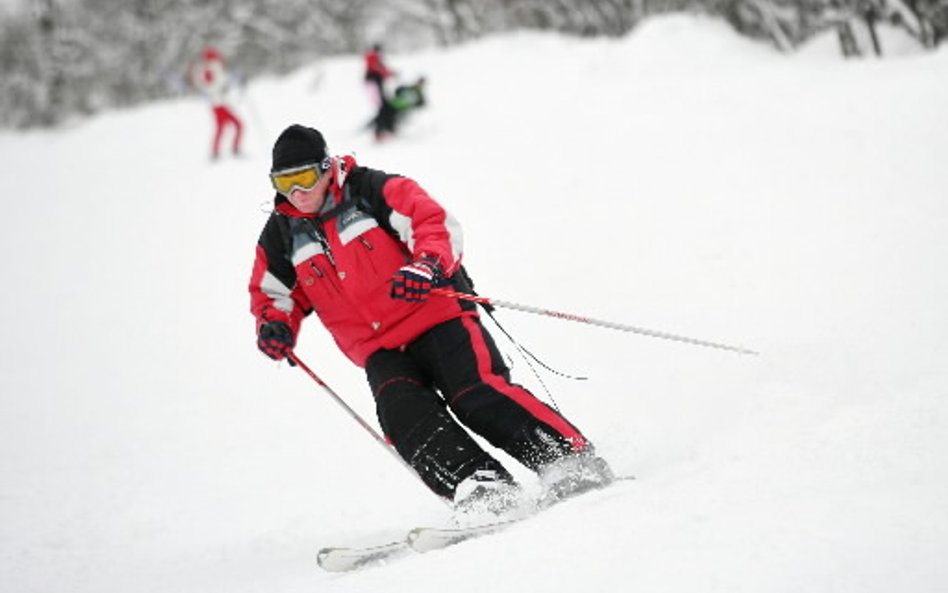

{"left": 391, "top": 256, "right": 443, "bottom": 302}
{"left": 257, "top": 321, "right": 294, "bottom": 361}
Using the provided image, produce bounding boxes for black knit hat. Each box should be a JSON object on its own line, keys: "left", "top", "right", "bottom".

{"left": 271, "top": 125, "right": 327, "bottom": 172}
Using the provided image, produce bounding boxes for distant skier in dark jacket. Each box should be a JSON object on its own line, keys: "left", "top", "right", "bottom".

{"left": 372, "top": 77, "right": 427, "bottom": 142}
{"left": 249, "top": 124, "right": 614, "bottom": 515}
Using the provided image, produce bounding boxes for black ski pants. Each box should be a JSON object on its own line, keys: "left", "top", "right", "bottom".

{"left": 373, "top": 100, "right": 398, "bottom": 138}
{"left": 365, "top": 315, "right": 590, "bottom": 499}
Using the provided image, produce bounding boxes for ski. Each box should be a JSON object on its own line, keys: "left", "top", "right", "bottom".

{"left": 407, "top": 518, "right": 520, "bottom": 553}
{"left": 317, "top": 475, "right": 636, "bottom": 572}
{"left": 317, "top": 539, "right": 410, "bottom": 573}
{"left": 316, "top": 519, "right": 517, "bottom": 572}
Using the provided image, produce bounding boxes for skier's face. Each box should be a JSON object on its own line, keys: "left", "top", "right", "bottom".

{"left": 286, "top": 171, "right": 331, "bottom": 214}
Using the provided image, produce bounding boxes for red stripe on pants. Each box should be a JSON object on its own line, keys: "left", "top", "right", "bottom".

{"left": 460, "top": 316, "right": 586, "bottom": 451}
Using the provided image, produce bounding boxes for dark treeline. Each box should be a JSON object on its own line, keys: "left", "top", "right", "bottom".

{"left": 1, "top": 0, "right": 945, "bottom": 129}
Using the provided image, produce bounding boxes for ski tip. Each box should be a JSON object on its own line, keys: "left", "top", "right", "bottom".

{"left": 316, "top": 546, "right": 337, "bottom": 561}
{"left": 316, "top": 549, "right": 343, "bottom": 572}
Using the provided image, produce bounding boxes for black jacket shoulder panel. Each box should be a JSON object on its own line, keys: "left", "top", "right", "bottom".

{"left": 258, "top": 212, "right": 297, "bottom": 290}
{"left": 346, "top": 166, "right": 401, "bottom": 236}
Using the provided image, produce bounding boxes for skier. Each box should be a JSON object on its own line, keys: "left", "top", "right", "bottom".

{"left": 248, "top": 124, "right": 614, "bottom": 515}
{"left": 372, "top": 76, "right": 427, "bottom": 142}
{"left": 363, "top": 43, "right": 394, "bottom": 108}
{"left": 190, "top": 47, "right": 243, "bottom": 160}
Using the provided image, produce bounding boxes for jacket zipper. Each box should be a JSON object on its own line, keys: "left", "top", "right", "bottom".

{"left": 306, "top": 218, "right": 335, "bottom": 267}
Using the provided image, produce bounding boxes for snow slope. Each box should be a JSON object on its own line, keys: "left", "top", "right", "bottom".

{"left": 1, "top": 15, "right": 947, "bottom": 593}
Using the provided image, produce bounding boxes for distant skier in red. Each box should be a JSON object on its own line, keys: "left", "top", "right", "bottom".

{"left": 190, "top": 47, "right": 243, "bottom": 160}
{"left": 363, "top": 43, "right": 394, "bottom": 108}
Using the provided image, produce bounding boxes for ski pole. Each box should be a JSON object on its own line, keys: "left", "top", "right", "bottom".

{"left": 286, "top": 351, "right": 449, "bottom": 502}
{"left": 430, "top": 287, "right": 758, "bottom": 356}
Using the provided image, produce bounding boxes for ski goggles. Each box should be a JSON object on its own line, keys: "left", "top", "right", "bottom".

{"left": 270, "top": 157, "right": 332, "bottom": 196}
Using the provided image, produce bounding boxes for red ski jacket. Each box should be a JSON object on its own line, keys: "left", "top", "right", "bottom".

{"left": 249, "top": 156, "right": 476, "bottom": 367}
{"left": 364, "top": 49, "right": 393, "bottom": 80}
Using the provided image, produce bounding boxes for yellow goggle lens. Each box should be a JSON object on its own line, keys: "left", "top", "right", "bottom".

{"left": 271, "top": 166, "right": 320, "bottom": 195}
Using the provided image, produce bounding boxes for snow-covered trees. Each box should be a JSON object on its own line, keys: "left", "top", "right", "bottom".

{"left": 1, "top": 0, "right": 945, "bottom": 129}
